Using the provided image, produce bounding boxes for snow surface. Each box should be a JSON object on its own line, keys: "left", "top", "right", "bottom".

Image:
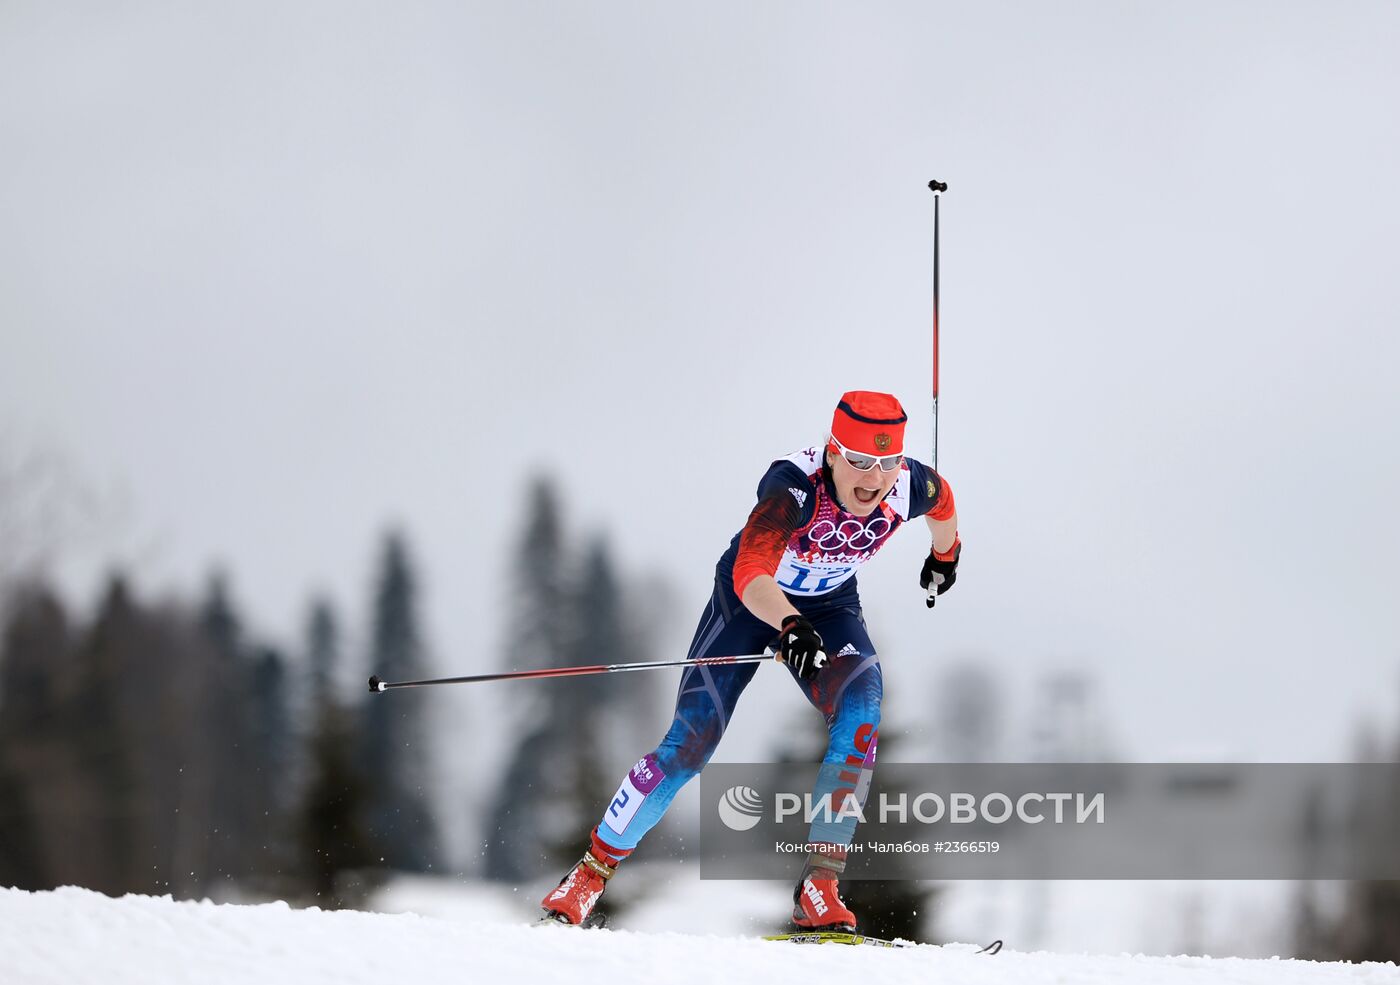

{"left": 2, "top": 886, "right": 1397, "bottom": 985}
{"left": 375, "top": 864, "right": 1311, "bottom": 958}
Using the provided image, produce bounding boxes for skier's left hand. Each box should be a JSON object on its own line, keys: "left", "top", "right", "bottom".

{"left": 920, "top": 537, "right": 961, "bottom": 608}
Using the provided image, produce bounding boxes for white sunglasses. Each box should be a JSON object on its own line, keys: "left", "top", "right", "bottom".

{"left": 828, "top": 435, "right": 904, "bottom": 473}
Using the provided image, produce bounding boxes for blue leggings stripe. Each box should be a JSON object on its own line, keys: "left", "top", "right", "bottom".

{"left": 684, "top": 595, "right": 725, "bottom": 662}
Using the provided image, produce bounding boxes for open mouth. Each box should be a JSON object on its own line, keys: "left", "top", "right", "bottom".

{"left": 853, "top": 486, "right": 881, "bottom": 505}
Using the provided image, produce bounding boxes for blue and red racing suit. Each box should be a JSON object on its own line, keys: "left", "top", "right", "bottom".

{"left": 597, "top": 446, "right": 955, "bottom": 851}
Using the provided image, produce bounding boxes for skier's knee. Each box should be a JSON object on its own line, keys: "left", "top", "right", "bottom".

{"left": 853, "top": 720, "right": 878, "bottom": 759}
{"left": 825, "top": 718, "right": 879, "bottom": 767}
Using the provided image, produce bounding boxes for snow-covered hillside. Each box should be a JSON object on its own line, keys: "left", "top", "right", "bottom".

{"left": 1, "top": 886, "right": 1396, "bottom": 985}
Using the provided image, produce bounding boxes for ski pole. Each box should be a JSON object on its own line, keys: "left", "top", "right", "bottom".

{"left": 927, "top": 178, "right": 947, "bottom": 608}
{"left": 368, "top": 651, "right": 776, "bottom": 692}
{"left": 927, "top": 178, "right": 947, "bottom": 475}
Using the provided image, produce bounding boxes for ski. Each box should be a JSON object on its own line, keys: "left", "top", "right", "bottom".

{"left": 537, "top": 911, "right": 608, "bottom": 929}
{"left": 538, "top": 917, "right": 1002, "bottom": 953}
{"left": 764, "top": 931, "right": 1003, "bottom": 953}
{"left": 764, "top": 931, "right": 911, "bottom": 948}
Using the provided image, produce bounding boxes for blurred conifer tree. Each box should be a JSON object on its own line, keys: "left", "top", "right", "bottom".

{"left": 484, "top": 478, "right": 572, "bottom": 882}
{"left": 361, "top": 530, "right": 441, "bottom": 872}
{"left": 295, "top": 598, "right": 377, "bottom": 906}
{"left": 0, "top": 584, "right": 69, "bottom": 890}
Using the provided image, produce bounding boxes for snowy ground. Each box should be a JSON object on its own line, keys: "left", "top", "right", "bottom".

{"left": 375, "top": 863, "right": 1312, "bottom": 959}
{"left": 3, "top": 884, "right": 1397, "bottom": 985}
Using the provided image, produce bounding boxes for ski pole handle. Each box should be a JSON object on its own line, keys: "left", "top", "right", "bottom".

{"left": 369, "top": 651, "right": 777, "bottom": 692}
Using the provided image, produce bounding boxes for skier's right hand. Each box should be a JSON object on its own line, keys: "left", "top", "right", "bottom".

{"left": 776, "top": 615, "right": 827, "bottom": 680}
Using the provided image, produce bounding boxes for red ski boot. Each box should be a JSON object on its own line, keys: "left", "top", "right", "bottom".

{"left": 540, "top": 827, "right": 632, "bottom": 927}
{"left": 791, "top": 846, "right": 858, "bottom": 931}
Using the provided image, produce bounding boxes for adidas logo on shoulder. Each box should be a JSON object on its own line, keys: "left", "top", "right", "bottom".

{"left": 836, "top": 643, "right": 860, "bottom": 658}
{"left": 788, "top": 487, "right": 808, "bottom": 508}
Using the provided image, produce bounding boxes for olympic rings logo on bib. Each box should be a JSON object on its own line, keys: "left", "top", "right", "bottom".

{"left": 806, "top": 516, "right": 893, "bottom": 554}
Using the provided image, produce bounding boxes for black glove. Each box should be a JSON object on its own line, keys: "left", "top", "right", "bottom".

{"left": 776, "top": 615, "right": 827, "bottom": 680}
{"left": 920, "top": 538, "right": 961, "bottom": 608}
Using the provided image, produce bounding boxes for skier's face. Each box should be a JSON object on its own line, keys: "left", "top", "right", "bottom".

{"left": 825, "top": 447, "right": 900, "bottom": 516}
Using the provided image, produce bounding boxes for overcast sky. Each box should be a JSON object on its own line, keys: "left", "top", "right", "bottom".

{"left": 3, "top": 2, "right": 1399, "bottom": 780}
